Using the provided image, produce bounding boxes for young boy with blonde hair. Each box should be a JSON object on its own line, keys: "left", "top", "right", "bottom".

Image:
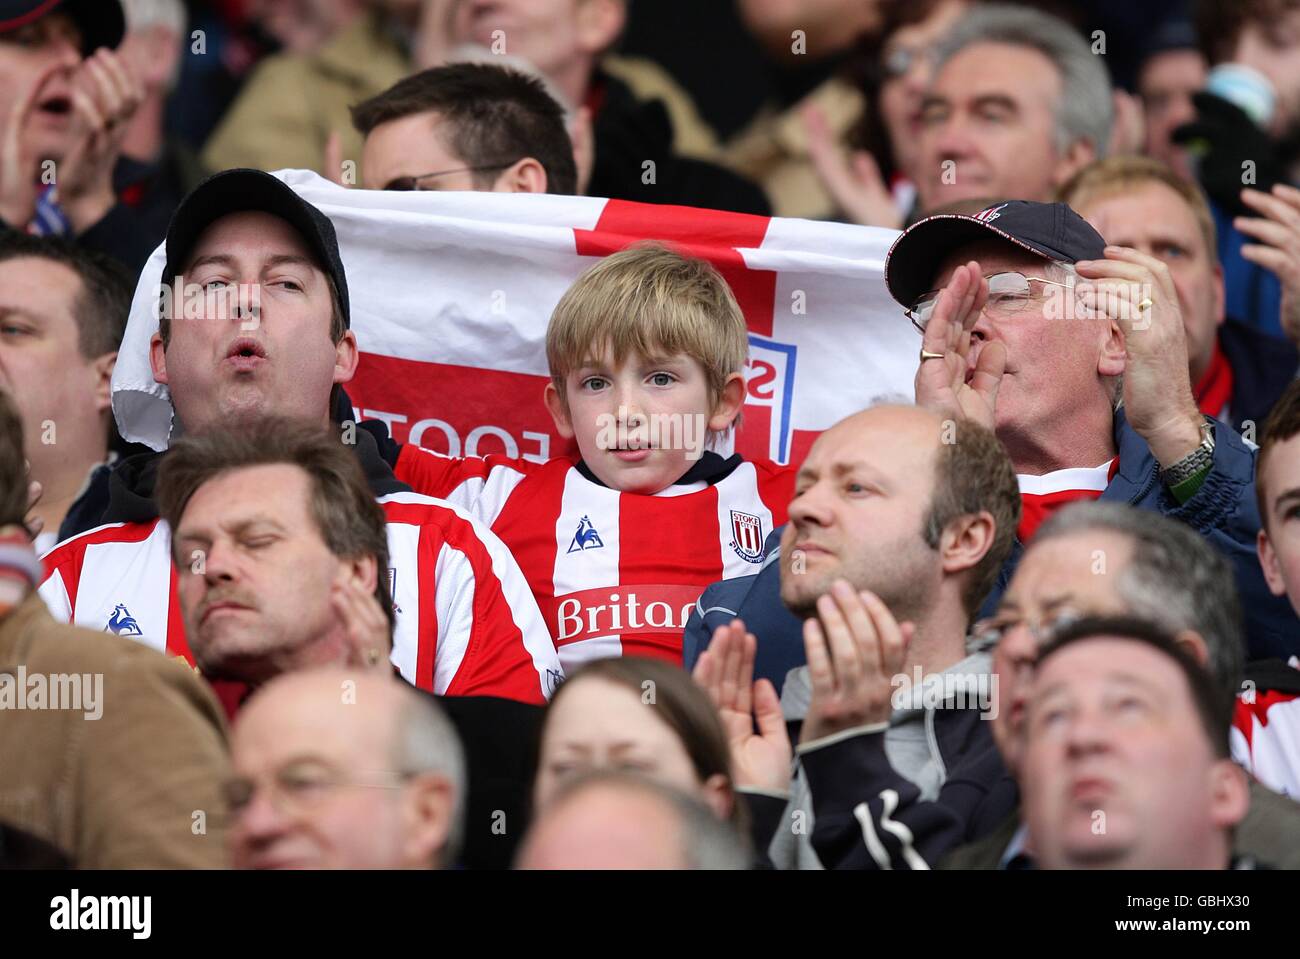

{"left": 396, "top": 244, "right": 795, "bottom": 670}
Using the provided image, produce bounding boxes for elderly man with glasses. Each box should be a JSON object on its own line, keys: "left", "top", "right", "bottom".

{"left": 226, "top": 667, "right": 466, "bottom": 870}
{"left": 689, "top": 198, "right": 1292, "bottom": 700}
{"left": 900, "top": 198, "right": 1292, "bottom": 657}
{"left": 684, "top": 196, "right": 1298, "bottom": 867}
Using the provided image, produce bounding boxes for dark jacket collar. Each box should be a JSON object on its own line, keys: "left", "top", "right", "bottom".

{"left": 573, "top": 450, "right": 745, "bottom": 490}
{"left": 101, "top": 421, "right": 409, "bottom": 525}
{"left": 1218, "top": 318, "right": 1300, "bottom": 429}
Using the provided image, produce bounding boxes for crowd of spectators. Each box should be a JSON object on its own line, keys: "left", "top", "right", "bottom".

{"left": 2, "top": 0, "right": 1300, "bottom": 872}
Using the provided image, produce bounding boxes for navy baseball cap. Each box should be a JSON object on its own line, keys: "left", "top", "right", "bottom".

{"left": 0, "top": 0, "right": 125, "bottom": 55}
{"left": 884, "top": 200, "right": 1107, "bottom": 310}
{"left": 162, "top": 169, "right": 351, "bottom": 328}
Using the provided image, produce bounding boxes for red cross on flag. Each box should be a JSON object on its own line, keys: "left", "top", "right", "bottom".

{"left": 112, "top": 170, "right": 916, "bottom": 467}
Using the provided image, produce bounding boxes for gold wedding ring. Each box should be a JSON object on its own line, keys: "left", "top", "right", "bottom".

{"left": 919, "top": 349, "right": 946, "bottom": 361}
{"left": 1137, "top": 298, "right": 1153, "bottom": 312}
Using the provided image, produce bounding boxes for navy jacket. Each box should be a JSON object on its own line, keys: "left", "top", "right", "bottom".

{"left": 800, "top": 711, "right": 1019, "bottom": 870}
{"left": 1214, "top": 202, "right": 1284, "bottom": 340}
{"left": 1219, "top": 318, "right": 1298, "bottom": 434}
{"left": 684, "top": 407, "right": 1300, "bottom": 681}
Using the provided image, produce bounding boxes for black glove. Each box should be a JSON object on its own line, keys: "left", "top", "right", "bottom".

{"left": 1172, "top": 91, "right": 1288, "bottom": 218}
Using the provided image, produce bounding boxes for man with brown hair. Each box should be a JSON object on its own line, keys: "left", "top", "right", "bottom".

{"left": 0, "top": 232, "right": 136, "bottom": 552}
{"left": 689, "top": 404, "right": 1021, "bottom": 869}
{"left": 0, "top": 389, "right": 231, "bottom": 868}
{"left": 1257, "top": 380, "right": 1300, "bottom": 621}
{"left": 156, "top": 418, "right": 396, "bottom": 685}
{"left": 1060, "top": 154, "right": 1299, "bottom": 433}
{"left": 353, "top": 61, "right": 577, "bottom": 195}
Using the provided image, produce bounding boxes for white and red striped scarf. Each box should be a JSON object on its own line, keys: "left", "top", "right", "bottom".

{"left": 1016, "top": 459, "right": 1119, "bottom": 542}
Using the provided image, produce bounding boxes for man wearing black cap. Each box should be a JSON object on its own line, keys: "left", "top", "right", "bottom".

{"left": 900, "top": 199, "right": 1294, "bottom": 655}
{"left": 0, "top": 0, "right": 165, "bottom": 276}
{"left": 38, "top": 169, "right": 562, "bottom": 709}
{"left": 688, "top": 199, "right": 1293, "bottom": 732}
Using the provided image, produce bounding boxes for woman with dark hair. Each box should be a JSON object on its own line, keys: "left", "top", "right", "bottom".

{"left": 534, "top": 657, "right": 745, "bottom": 829}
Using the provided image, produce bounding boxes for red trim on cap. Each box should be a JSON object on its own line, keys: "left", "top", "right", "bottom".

{"left": 0, "top": 0, "right": 64, "bottom": 33}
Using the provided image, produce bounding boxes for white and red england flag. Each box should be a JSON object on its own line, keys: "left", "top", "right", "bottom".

{"left": 106, "top": 172, "right": 913, "bottom": 671}
{"left": 38, "top": 495, "right": 564, "bottom": 704}
{"left": 111, "top": 170, "right": 915, "bottom": 462}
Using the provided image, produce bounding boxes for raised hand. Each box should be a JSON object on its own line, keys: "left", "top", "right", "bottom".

{"left": 331, "top": 573, "right": 392, "bottom": 674}
{"left": 802, "top": 103, "right": 901, "bottom": 229}
{"left": 0, "top": 61, "right": 68, "bottom": 228}
{"left": 692, "top": 618, "right": 793, "bottom": 794}
{"left": 1237, "top": 184, "right": 1300, "bottom": 348}
{"left": 24, "top": 472, "right": 43, "bottom": 543}
{"left": 1074, "top": 246, "right": 1204, "bottom": 469}
{"left": 801, "top": 580, "right": 913, "bottom": 745}
{"left": 913, "top": 261, "right": 1006, "bottom": 431}
{"left": 58, "top": 48, "right": 144, "bottom": 232}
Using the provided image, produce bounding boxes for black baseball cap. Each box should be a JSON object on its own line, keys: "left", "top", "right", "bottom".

{"left": 884, "top": 200, "right": 1107, "bottom": 310}
{"left": 162, "top": 169, "right": 351, "bottom": 328}
{"left": 0, "top": 0, "right": 125, "bottom": 55}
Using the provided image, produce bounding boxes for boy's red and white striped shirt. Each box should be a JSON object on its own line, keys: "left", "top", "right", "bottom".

{"left": 37, "top": 492, "right": 562, "bottom": 704}
{"left": 395, "top": 446, "right": 796, "bottom": 673}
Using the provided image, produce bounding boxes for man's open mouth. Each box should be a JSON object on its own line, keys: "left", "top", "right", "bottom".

{"left": 37, "top": 93, "right": 73, "bottom": 117}
{"left": 227, "top": 338, "right": 267, "bottom": 360}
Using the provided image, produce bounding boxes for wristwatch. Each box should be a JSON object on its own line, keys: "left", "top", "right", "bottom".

{"left": 1159, "top": 418, "right": 1216, "bottom": 487}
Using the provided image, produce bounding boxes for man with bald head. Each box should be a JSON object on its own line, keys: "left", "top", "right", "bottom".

{"left": 689, "top": 404, "right": 1021, "bottom": 869}
{"left": 227, "top": 667, "right": 465, "bottom": 870}
{"left": 516, "top": 772, "right": 749, "bottom": 870}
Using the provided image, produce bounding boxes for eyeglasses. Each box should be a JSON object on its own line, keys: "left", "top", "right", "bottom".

{"left": 882, "top": 44, "right": 933, "bottom": 79}
{"left": 382, "top": 163, "right": 516, "bottom": 192}
{"left": 906, "top": 267, "right": 1078, "bottom": 334}
{"left": 223, "top": 760, "right": 415, "bottom": 817}
{"left": 971, "top": 607, "right": 1083, "bottom": 650}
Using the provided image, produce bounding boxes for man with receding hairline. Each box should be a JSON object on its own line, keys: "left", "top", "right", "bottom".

{"left": 689, "top": 404, "right": 1021, "bottom": 870}
{"left": 516, "top": 771, "right": 749, "bottom": 870}
{"left": 942, "top": 500, "right": 1300, "bottom": 869}
{"left": 228, "top": 667, "right": 465, "bottom": 870}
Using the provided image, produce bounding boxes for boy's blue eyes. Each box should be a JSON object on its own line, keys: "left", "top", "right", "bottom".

{"left": 579, "top": 372, "right": 678, "bottom": 390}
